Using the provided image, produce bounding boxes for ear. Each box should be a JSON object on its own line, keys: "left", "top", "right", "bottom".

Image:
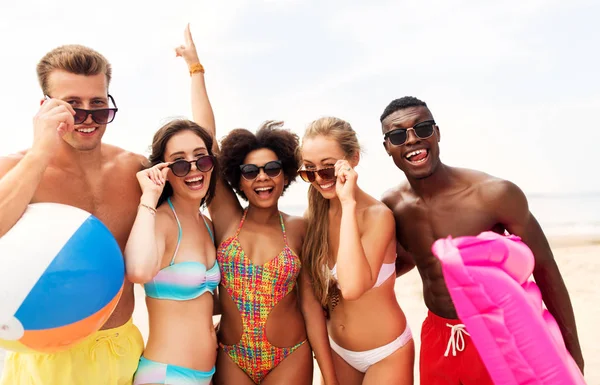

{"left": 284, "top": 175, "right": 289, "bottom": 186}
{"left": 435, "top": 125, "right": 441, "bottom": 142}
{"left": 350, "top": 151, "right": 360, "bottom": 167}
{"left": 383, "top": 140, "right": 391, "bottom": 156}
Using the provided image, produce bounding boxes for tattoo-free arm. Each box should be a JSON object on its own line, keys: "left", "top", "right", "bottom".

{"left": 335, "top": 204, "right": 395, "bottom": 300}
{"left": 490, "top": 180, "right": 584, "bottom": 373}
{"left": 298, "top": 268, "right": 339, "bottom": 385}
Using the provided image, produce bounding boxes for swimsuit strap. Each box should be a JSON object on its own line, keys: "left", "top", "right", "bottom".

{"left": 167, "top": 197, "right": 183, "bottom": 265}
{"left": 200, "top": 210, "right": 215, "bottom": 243}
{"left": 234, "top": 208, "right": 249, "bottom": 238}
{"left": 278, "top": 212, "right": 288, "bottom": 246}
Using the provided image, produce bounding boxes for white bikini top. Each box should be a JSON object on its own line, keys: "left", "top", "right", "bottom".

{"left": 330, "top": 262, "right": 396, "bottom": 289}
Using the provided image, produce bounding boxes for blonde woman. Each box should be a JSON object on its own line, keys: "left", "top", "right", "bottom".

{"left": 299, "top": 117, "right": 414, "bottom": 384}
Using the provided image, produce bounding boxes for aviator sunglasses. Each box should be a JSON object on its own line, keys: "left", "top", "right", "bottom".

{"left": 44, "top": 95, "right": 119, "bottom": 125}
{"left": 298, "top": 166, "right": 336, "bottom": 183}
{"left": 168, "top": 155, "right": 216, "bottom": 177}
{"left": 239, "top": 160, "right": 283, "bottom": 181}
{"left": 384, "top": 120, "right": 436, "bottom": 146}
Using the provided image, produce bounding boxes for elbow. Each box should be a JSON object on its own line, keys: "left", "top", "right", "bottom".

{"left": 396, "top": 262, "right": 416, "bottom": 278}
{"left": 339, "top": 283, "right": 366, "bottom": 301}
{"left": 125, "top": 266, "right": 157, "bottom": 284}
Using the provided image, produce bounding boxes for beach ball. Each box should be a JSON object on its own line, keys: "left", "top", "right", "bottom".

{"left": 0, "top": 203, "right": 124, "bottom": 353}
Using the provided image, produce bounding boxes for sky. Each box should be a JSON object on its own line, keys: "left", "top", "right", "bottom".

{"left": 0, "top": 0, "right": 598, "bottom": 210}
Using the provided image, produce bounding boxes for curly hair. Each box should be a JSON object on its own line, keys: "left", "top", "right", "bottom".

{"left": 148, "top": 119, "right": 218, "bottom": 208}
{"left": 219, "top": 120, "right": 300, "bottom": 201}
{"left": 380, "top": 96, "right": 428, "bottom": 122}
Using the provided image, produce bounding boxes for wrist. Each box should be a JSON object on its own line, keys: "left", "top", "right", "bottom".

{"left": 24, "top": 149, "right": 52, "bottom": 169}
{"left": 140, "top": 193, "right": 160, "bottom": 208}
{"left": 341, "top": 199, "right": 357, "bottom": 210}
{"left": 188, "top": 62, "right": 204, "bottom": 76}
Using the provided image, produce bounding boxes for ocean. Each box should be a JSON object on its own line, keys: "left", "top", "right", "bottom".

{"left": 278, "top": 191, "right": 600, "bottom": 239}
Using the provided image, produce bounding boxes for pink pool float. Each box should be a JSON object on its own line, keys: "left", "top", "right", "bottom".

{"left": 431, "top": 231, "right": 586, "bottom": 385}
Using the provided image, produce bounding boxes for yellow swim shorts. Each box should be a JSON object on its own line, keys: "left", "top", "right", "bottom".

{"left": 1, "top": 318, "right": 144, "bottom": 385}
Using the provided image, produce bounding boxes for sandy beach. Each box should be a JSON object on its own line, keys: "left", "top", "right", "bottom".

{"left": 1, "top": 236, "right": 599, "bottom": 384}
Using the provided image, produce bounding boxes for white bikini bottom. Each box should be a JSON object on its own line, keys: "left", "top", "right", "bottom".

{"left": 329, "top": 325, "right": 413, "bottom": 373}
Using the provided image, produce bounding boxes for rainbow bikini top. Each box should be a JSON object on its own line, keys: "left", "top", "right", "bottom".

{"left": 144, "top": 197, "right": 220, "bottom": 301}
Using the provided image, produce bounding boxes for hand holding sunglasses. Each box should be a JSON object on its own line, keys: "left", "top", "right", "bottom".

{"left": 32, "top": 97, "right": 78, "bottom": 154}
{"left": 334, "top": 160, "right": 358, "bottom": 204}
{"left": 136, "top": 162, "right": 171, "bottom": 199}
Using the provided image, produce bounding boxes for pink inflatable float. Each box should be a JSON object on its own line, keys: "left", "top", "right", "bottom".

{"left": 431, "top": 231, "right": 586, "bottom": 385}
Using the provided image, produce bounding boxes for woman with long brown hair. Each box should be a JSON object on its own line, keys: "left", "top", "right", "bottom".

{"left": 299, "top": 116, "right": 415, "bottom": 384}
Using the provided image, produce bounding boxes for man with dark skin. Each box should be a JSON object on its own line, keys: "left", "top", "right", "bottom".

{"left": 380, "top": 96, "right": 584, "bottom": 384}
{"left": 0, "top": 45, "right": 146, "bottom": 385}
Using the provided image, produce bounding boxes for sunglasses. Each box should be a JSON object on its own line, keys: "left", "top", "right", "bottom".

{"left": 239, "top": 160, "right": 283, "bottom": 180}
{"left": 298, "top": 166, "right": 336, "bottom": 183}
{"left": 384, "top": 120, "right": 436, "bottom": 146}
{"left": 168, "top": 155, "right": 215, "bottom": 177}
{"left": 44, "top": 95, "right": 119, "bottom": 125}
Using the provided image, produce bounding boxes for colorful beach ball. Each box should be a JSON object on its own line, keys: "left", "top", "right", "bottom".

{"left": 0, "top": 203, "right": 124, "bottom": 353}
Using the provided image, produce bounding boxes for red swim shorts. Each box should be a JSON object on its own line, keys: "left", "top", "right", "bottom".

{"left": 419, "top": 311, "right": 493, "bottom": 385}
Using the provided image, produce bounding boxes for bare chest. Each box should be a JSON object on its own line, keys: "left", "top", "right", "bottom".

{"left": 395, "top": 198, "right": 500, "bottom": 258}
{"left": 31, "top": 168, "right": 141, "bottom": 249}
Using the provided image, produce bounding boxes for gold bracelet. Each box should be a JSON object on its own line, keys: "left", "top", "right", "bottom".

{"left": 189, "top": 62, "right": 205, "bottom": 76}
{"left": 139, "top": 203, "right": 157, "bottom": 216}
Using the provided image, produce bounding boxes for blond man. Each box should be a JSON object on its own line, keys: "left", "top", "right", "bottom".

{"left": 0, "top": 45, "right": 146, "bottom": 385}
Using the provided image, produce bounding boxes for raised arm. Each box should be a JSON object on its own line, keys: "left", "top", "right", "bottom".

{"left": 175, "top": 24, "right": 242, "bottom": 239}
{"left": 333, "top": 160, "right": 395, "bottom": 300}
{"left": 0, "top": 98, "right": 75, "bottom": 237}
{"left": 487, "top": 179, "right": 584, "bottom": 374}
{"left": 124, "top": 164, "right": 170, "bottom": 283}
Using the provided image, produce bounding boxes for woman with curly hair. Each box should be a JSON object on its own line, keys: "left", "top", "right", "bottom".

{"left": 179, "top": 29, "right": 338, "bottom": 385}
{"left": 299, "top": 116, "right": 414, "bottom": 385}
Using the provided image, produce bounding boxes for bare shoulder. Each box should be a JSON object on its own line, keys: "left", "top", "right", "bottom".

{"left": 281, "top": 212, "right": 307, "bottom": 238}
{"left": 473, "top": 173, "right": 528, "bottom": 205}
{"left": 0, "top": 150, "right": 27, "bottom": 177}
{"left": 154, "top": 203, "right": 177, "bottom": 234}
{"left": 103, "top": 144, "right": 148, "bottom": 173}
{"left": 381, "top": 182, "right": 411, "bottom": 209}
{"left": 362, "top": 197, "right": 395, "bottom": 231}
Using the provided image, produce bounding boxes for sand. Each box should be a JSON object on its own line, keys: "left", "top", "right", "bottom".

{"left": 1, "top": 238, "right": 599, "bottom": 384}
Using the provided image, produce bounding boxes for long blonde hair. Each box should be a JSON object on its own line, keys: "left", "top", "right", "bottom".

{"left": 301, "top": 117, "right": 361, "bottom": 306}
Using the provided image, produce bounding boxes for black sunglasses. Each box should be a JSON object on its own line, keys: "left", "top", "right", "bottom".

{"left": 384, "top": 120, "right": 436, "bottom": 146}
{"left": 168, "top": 155, "right": 215, "bottom": 177}
{"left": 44, "top": 95, "right": 118, "bottom": 125}
{"left": 239, "top": 160, "right": 283, "bottom": 180}
{"left": 298, "top": 166, "right": 336, "bottom": 183}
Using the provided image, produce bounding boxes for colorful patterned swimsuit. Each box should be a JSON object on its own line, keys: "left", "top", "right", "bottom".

{"left": 217, "top": 208, "right": 306, "bottom": 384}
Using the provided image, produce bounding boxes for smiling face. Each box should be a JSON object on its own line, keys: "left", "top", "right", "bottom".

{"left": 239, "top": 148, "right": 288, "bottom": 209}
{"left": 382, "top": 105, "right": 441, "bottom": 180}
{"left": 300, "top": 135, "right": 354, "bottom": 200}
{"left": 164, "top": 130, "right": 213, "bottom": 201}
{"left": 46, "top": 70, "right": 110, "bottom": 151}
